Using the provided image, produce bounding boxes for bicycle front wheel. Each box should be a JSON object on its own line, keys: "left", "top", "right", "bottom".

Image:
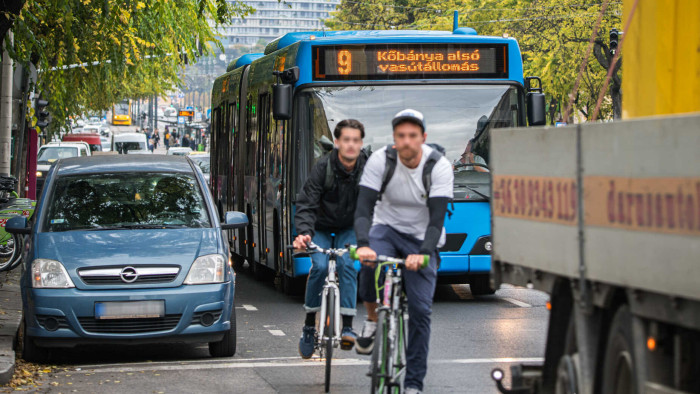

{"left": 390, "top": 311, "right": 408, "bottom": 394}
{"left": 324, "top": 289, "right": 335, "bottom": 393}
{"left": 371, "top": 309, "right": 389, "bottom": 394}
{"left": 0, "top": 234, "right": 18, "bottom": 271}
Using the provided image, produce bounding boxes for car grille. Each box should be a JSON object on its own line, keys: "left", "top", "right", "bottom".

{"left": 78, "top": 266, "right": 180, "bottom": 285}
{"left": 78, "top": 315, "right": 182, "bottom": 334}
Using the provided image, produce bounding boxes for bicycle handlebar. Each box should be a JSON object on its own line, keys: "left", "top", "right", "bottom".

{"left": 287, "top": 242, "right": 348, "bottom": 256}
{"left": 348, "top": 246, "right": 429, "bottom": 270}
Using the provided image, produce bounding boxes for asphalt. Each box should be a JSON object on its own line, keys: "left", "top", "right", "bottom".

{"left": 0, "top": 269, "right": 21, "bottom": 385}
{"left": 12, "top": 264, "right": 549, "bottom": 393}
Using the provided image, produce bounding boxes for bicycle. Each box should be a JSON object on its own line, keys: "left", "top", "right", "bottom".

{"left": 349, "top": 247, "right": 429, "bottom": 394}
{"left": 290, "top": 241, "right": 348, "bottom": 393}
{"left": 0, "top": 176, "right": 36, "bottom": 271}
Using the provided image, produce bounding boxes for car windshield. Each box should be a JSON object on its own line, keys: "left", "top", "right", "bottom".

{"left": 37, "top": 147, "right": 79, "bottom": 164}
{"left": 295, "top": 85, "right": 522, "bottom": 200}
{"left": 115, "top": 141, "right": 145, "bottom": 153}
{"left": 191, "top": 156, "right": 210, "bottom": 173}
{"left": 43, "top": 172, "right": 211, "bottom": 232}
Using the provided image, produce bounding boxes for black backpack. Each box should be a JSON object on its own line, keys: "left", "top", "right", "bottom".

{"left": 378, "top": 144, "right": 446, "bottom": 205}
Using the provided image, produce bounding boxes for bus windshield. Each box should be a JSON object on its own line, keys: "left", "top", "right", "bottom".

{"left": 114, "top": 102, "right": 129, "bottom": 116}
{"left": 295, "top": 85, "right": 521, "bottom": 199}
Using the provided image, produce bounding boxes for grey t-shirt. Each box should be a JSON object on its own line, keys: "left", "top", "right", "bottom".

{"left": 359, "top": 144, "right": 454, "bottom": 247}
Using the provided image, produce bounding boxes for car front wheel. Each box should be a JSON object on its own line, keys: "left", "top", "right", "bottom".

{"left": 209, "top": 304, "right": 236, "bottom": 358}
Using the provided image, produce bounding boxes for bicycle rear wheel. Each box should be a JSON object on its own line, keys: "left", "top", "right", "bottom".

{"left": 9, "top": 234, "right": 23, "bottom": 270}
{"left": 371, "top": 309, "right": 389, "bottom": 394}
{"left": 324, "top": 290, "right": 335, "bottom": 393}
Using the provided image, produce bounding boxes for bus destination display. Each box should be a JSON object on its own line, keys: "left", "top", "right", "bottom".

{"left": 313, "top": 44, "right": 508, "bottom": 80}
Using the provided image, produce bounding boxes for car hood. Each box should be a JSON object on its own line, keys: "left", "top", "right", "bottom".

{"left": 33, "top": 228, "right": 222, "bottom": 288}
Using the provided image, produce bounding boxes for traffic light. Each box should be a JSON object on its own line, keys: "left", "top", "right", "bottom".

{"left": 609, "top": 28, "right": 620, "bottom": 56}
{"left": 35, "top": 99, "right": 49, "bottom": 131}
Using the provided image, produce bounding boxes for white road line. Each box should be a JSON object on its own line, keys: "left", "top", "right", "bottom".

{"left": 69, "top": 357, "right": 543, "bottom": 374}
{"left": 502, "top": 297, "right": 532, "bottom": 308}
{"left": 268, "top": 329, "right": 286, "bottom": 336}
{"left": 242, "top": 304, "right": 258, "bottom": 311}
{"left": 74, "top": 356, "right": 303, "bottom": 370}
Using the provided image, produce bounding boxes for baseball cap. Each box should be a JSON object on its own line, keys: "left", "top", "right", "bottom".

{"left": 392, "top": 109, "right": 425, "bottom": 131}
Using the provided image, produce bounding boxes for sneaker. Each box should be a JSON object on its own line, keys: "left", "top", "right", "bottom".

{"left": 340, "top": 326, "right": 357, "bottom": 350}
{"left": 405, "top": 388, "right": 422, "bottom": 394}
{"left": 298, "top": 325, "right": 316, "bottom": 359}
{"left": 355, "top": 320, "right": 376, "bottom": 355}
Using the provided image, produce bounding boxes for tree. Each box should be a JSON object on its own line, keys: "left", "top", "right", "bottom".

{"left": 326, "top": 0, "right": 622, "bottom": 121}
{"left": 7, "top": 0, "right": 253, "bottom": 134}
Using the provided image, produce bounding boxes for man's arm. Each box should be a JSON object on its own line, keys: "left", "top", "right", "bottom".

{"left": 419, "top": 197, "right": 449, "bottom": 254}
{"left": 294, "top": 158, "right": 326, "bottom": 238}
{"left": 354, "top": 186, "right": 379, "bottom": 248}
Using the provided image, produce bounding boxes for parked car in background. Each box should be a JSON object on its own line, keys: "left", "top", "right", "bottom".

{"left": 113, "top": 133, "right": 149, "bottom": 154}
{"left": 36, "top": 142, "right": 91, "bottom": 197}
{"left": 62, "top": 133, "right": 103, "bottom": 152}
{"left": 167, "top": 147, "right": 193, "bottom": 156}
{"left": 4, "top": 155, "right": 248, "bottom": 362}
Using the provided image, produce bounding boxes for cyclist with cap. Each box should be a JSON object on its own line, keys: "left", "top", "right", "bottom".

{"left": 353, "top": 109, "right": 454, "bottom": 394}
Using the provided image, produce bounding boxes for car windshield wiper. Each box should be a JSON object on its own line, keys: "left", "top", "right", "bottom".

{"left": 454, "top": 184, "right": 490, "bottom": 200}
{"left": 84, "top": 224, "right": 187, "bottom": 230}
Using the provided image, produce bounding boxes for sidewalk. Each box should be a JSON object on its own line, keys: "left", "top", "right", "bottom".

{"left": 0, "top": 269, "right": 21, "bottom": 385}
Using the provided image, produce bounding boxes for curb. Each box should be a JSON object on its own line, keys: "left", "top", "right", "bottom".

{"left": 0, "top": 270, "right": 22, "bottom": 385}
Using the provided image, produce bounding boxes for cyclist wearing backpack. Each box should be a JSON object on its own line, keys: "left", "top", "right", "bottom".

{"left": 293, "top": 119, "right": 368, "bottom": 359}
{"left": 354, "top": 109, "right": 453, "bottom": 394}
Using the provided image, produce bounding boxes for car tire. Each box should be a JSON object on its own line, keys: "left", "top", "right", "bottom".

{"left": 21, "top": 318, "right": 49, "bottom": 363}
{"left": 209, "top": 304, "right": 237, "bottom": 358}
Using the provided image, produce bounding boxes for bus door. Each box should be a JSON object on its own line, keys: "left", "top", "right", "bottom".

{"left": 256, "top": 93, "right": 270, "bottom": 268}
{"left": 233, "top": 67, "right": 251, "bottom": 258}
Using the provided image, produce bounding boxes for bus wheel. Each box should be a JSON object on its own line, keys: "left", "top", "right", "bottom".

{"left": 251, "top": 260, "right": 267, "bottom": 281}
{"left": 231, "top": 253, "right": 246, "bottom": 273}
{"left": 602, "top": 305, "right": 636, "bottom": 394}
{"left": 469, "top": 274, "right": 495, "bottom": 296}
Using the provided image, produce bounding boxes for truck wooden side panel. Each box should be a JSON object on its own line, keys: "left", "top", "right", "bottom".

{"left": 492, "top": 114, "right": 700, "bottom": 303}
{"left": 581, "top": 115, "right": 700, "bottom": 302}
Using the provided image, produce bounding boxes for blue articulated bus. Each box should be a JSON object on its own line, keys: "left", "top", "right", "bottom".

{"left": 210, "top": 27, "right": 545, "bottom": 295}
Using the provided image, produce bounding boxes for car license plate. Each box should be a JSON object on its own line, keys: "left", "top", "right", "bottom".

{"left": 94, "top": 301, "right": 165, "bottom": 320}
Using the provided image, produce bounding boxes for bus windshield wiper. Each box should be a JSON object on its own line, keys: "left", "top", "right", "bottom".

{"left": 455, "top": 184, "right": 490, "bottom": 200}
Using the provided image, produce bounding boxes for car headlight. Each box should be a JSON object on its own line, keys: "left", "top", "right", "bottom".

{"left": 36, "top": 171, "right": 43, "bottom": 178}
{"left": 32, "top": 259, "right": 75, "bottom": 288}
{"left": 184, "top": 254, "right": 225, "bottom": 285}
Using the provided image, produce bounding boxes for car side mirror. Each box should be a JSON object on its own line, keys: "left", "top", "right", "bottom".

{"left": 221, "top": 211, "right": 249, "bottom": 230}
{"left": 5, "top": 216, "right": 30, "bottom": 235}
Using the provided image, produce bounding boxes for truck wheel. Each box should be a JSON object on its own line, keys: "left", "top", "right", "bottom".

{"left": 469, "top": 274, "right": 495, "bottom": 296}
{"left": 209, "top": 304, "right": 237, "bottom": 358}
{"left": 602, "top": 305, "right": 636, "bottom": 394}
{"left": 556, "top": 317, "right": 580, "bottom": 394}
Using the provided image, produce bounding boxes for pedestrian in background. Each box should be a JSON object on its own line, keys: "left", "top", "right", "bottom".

{"left": 164, "top": 129, "right": 171, "bottom": 150}
{"left": 154, "top": 129, "right": 160, "bottom": 150}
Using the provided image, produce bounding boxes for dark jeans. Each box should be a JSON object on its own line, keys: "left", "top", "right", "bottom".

{"left": 358, "top": 224, "right": 438, "bottom": 391}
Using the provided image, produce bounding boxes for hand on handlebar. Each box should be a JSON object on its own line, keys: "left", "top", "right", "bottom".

{"left": 355, "top": 246, "right": 377, "bottom": 267}
{"left": 293, "top": 234, "right": 312, "bottom": 250}
{"left": 405, "top": 254, "right": 427, "bottom": 271}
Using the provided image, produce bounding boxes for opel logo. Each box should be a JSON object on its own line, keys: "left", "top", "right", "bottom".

{"left": 120, "top": 266, "right": 139, "bottom": 283}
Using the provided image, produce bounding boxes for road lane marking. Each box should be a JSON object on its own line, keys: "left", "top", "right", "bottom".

{"left": 502, "top": 297, "right": 532, "bottom": 308}
{"left": 268, "top": 329, "right": 285, "bottom": 336}
{"left": 69, "top": 357, "right": 544, "bottom": 374}
{"left": 242, "top": 304, "right": 258, "bottom": 311}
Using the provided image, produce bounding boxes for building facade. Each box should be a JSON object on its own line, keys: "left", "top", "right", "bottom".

{"left": 218, "top": 0, "right": 341, "bottom": 47}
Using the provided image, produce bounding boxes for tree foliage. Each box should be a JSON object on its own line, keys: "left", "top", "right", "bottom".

{"left": 6, "top": 0, "right": 253, "bottom": 132}
{"left": 326, "top": 0, "right": 622, "bottom": 121}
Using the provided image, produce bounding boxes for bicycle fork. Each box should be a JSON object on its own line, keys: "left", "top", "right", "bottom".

{"left": 317, "top": 260, "right": 340, "bottom": 355}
